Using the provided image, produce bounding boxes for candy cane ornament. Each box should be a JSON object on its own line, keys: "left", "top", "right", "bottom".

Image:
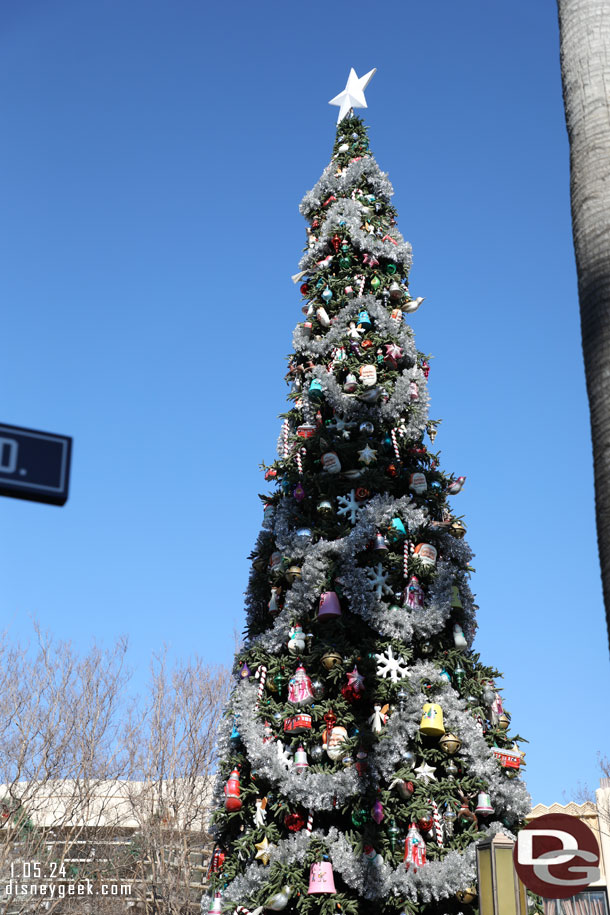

{"left": 282, "top": 420, "right": 290, "bottom": 459}
{"left": 391, "top": 428, "right": 401, "bottom": 462}
{"left": 428, "top": 798, "right": 444, "bottom": 847}
{"left": 254, "top": 666, "right": 267, "bottom": 707}
{"left": 354, "top": 273, "right": 366, "bottom": 297}
{"left": 403, "top": 541, "right": 410, "bottom": 580}
{"left": 306, "top": 810, "right": 314, "bottom": 833}
{"left": 295, "top": 448, "right": 305, "bottom": 476}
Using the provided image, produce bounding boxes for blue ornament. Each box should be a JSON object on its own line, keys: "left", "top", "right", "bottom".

{"left": 390, "top": 517, "right": 407, "bottom": 538}
{"left": 431, "top": 481, "right": 442, "bottom": 491}
{"left": 439, "top": 668, "right": 451, "bottom": 684}
{"left": 308, "top": 379, "right": 324, "bottom": 402}
{"left": 322, "top": 286, "right": 333, "bottom": 304}
{"left": 357, "top": 309, "right": 372, "bottom": 329}
{"left": 230, "top": 720, "right": 241, "bottom": 746}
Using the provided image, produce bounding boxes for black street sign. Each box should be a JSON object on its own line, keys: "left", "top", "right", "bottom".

{"left": 0, "top": 423, "right": 72, "bottom": 506}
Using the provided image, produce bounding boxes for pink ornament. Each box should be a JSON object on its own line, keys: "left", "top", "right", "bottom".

{"left": 372, "top": 799, "right": 384, "bottom": 824}
{"left": 404, "top": 575, "right": 425, "bottom": 610}
{"left": 308, "top": 861, "right": 336, "bottom": 894}
{"left": 318, "top": 590, "right": 342, "bottom": 621}
{"left": 293, "top": 482, "right": 306, "bottom": 502}
{"left": 287, "top": 664, "right": 314, "bottom": 705}
{"left": 404, "top": 823, "right": 426, "bottom": 871}
{"left": 490, "top": 692, "right": 504, "bottom": 726}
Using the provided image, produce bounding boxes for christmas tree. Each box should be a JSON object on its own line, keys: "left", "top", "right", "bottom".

{"left": 206, "top": 70, "right": 530, "bottom": 915}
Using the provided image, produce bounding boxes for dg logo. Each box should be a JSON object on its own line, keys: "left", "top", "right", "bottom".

{"left": 514, "top": 813, "right": 601, "bottom": 899}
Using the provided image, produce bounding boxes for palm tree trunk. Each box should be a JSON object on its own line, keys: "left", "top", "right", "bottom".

{"left": 557, "top": 0, "right": 610, "bottom": 653}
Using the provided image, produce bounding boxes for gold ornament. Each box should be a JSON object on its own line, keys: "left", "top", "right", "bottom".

{"left": 254, "top": 837, "right": 272, "bottom": 865}
{"left": 285, "top": 565, "right": 302, "bottom": 584}
{"left": 321, "top": 650, "right": 342, "bottom": 671}
{"left": 419, "top": 702, "right": 445, "bottom": 737}
{"left": 457, "top": 887, "right": 477, "bottom": 904}
{"left": 450, "top": 520, "right": 467, "bottom": 539}
{"left": 439, "top": 732, "right": 462, "bottom": 755}
{"left": 497, "top": 713, "right": 510, "bottom": 730}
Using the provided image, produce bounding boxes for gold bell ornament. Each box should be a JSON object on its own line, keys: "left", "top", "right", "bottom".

{"left": 450, "top": 520, "right": 467, "bottom": 539}
{"left": 497, "top": 712, "right": 511, "bottom": 730}
{"left": 419, "top": 702, "right": 445, "bottom": 737}
{"left": 320, "top": 649, "right": 342, "bottom": 670}
{"left": 439, "top": 732, "right": 461, "bottom": 755}
{"left": 456, "top": 887, "right": 477, "bottom": 904}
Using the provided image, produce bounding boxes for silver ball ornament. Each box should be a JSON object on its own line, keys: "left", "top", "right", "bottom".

{"left": 311, "top": 678, "right": 325, "bottom": 699}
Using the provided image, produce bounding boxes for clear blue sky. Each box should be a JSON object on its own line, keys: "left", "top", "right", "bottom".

{"left": 1, "top": 0, "right": 608, "bottom": 806}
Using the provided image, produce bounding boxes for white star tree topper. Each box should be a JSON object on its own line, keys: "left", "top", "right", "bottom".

{"left": 329, "top": 67, "right": 377, "bottom": 123}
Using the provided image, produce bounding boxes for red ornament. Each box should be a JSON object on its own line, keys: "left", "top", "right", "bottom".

{"left": 224, "top": 768, "right": 242, "bottom": 812}
{"left": 284, "top": 811, "right": 306, "bottom": 832}
{"left": 418, "top": 815, "right": 434, "bottom": 832}
{"left": 300, "top": 282, "right": 309, "bottom": 295}
{"left": 386, "top": 464, "right": 399, "bottom": 478}
{"left": 322, "top": 708, "right": 338, "bottom": 745}
{"left": 355, "top": 487, "right": 370, "bottom": 502}
{"left": 323, "top": 709, "right": 337, "bottom": 729}
{"left": 356, "top": 748, "right": 368, "bottom": 775}
{"left": 342, "top": 664, "right": 365, "bottom": 702}
{"left": 331, "top": 234, "right": 341, "bottom": 253}
{"left": 264, "top": 469, "right": 277, "bottom": 480}
{"left": 361, "top": 338, "right": 374, "bottom": 349}
{"left": 312, "top": 217, "right": 320, "bottom": 228}
{"left": 422, "top": 361, "right": 430, "bottom": 379}
{"left": 404, "top": 824, "right": 426, "bottom": 871}
{"left": 207, "top": 847, "right": 226, "bottom": 876}
{"left": 341, "top": 683, "right": 362, "bottom": 702}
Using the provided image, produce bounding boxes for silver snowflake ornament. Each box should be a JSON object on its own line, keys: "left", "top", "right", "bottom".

{"left": 366, "top": 563, "right": 393, "bottom": 598}
{"left": 337, "top": 489, "right": 365, "bottom": 525}
{"left": 375, "top": 646, "right": 410, "bottom": 682}
{"left": 276, "top": 740, "right": 293, "bottom": 770}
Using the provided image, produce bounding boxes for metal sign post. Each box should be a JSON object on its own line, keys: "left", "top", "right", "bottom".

{"left": 0, "top": 423, "right": 72, "bottom": 506}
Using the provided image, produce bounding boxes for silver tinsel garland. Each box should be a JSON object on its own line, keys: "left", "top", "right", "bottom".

{"left": 210, "top": 135, "right": 530, "bottom": 913}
